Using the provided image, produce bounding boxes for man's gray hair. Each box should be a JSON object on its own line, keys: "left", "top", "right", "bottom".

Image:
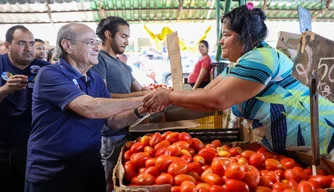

{"left": 56, "top": 23, "right": 79, "bottom": 59}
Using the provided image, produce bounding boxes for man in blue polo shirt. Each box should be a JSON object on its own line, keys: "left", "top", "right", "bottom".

{"left": 24, "top": 23, "right": 146, "bottom": 192}
{"left": 0, "top": 25, "right": 49, "bottom": 192}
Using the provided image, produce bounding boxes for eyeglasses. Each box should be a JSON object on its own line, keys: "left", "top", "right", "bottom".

{"left": 66, "top": 39, "right": 102, "bottom": 48}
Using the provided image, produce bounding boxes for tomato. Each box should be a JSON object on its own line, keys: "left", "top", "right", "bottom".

{"left": 166, "top": 132, "right": 180, "bottom": 143}
{"left": 216, "top": 147, "right": 230, "bottom": 157}
{"left": 130, "top": 176, "right": 140, "bottom": 185}
{"left": 225, "top": 162, "right": 246, "bottom": 180}
{"left": 155, "top": 172, "right": 174, "bottom": 185}
{"left": 155, "top": 155, "right": 173, "bottom": 171}
{"left": 288, "top": 179, "right": 299, "bottom": 190}
{"left": 241, "top": 150, "right": 256, "bottom": 159}
{"left": 181, "top": 149, "right": 192, "bottom": 156}
{"left": 308, "top": 175, "right": 332, "bottom": 188}
{"left": 154, "top": 140, "right": 171, "bottom": 151}
{"left": 123, "top": 161, "right": 137, "bottom": 183}
{"left": 180, "top": 154, "right": 193, "bottom": 163}
{"left": 188, "top": 162, "right": 204, "bottom": 175}
{"left": 193, "top": 155, "right": 205, "bottom": 165}
{"left": 190, "top": 138, "right": 204, "bottom": 152}
{"left": 198, "top": 147, "right": 217, "bottom": 164}
{"left": 208, "top": 185, "right": 227, "bottom": 192}
{"left": 248, "top": 153, "right": 266, "bottom": 169}
{"left": 275, "top": 169, "right": 285, "bottom": 180}
{"left": 205, "top": 144, "right": 215, "bottom": 148}
{"left": 200, "top": 167, "right": 213, "bottom": 181}
{"left": 263, "top": 171, "right": 280, "bottom": 183}
{"left": 283, "top": 189, "right": 297, "bottom": 192}
{"left": 171, "top": 186, "right": 181, "bottom": 192}
{"left": 187, "top": 171, "right": 201, "bottom": 182}
{"left": 124, "top": 141, "right": 134, "bottom": 150}
{"left": 272, "top": 182, "right": 291, "bottom": 191}
{"left": 284, "top": 169, "right": 301, "bottom": 182}
{"left": 123, "top": 150, "right": 133, "bottom": 162}
{"left": 179, "top": 132, "right": 193, "bottom": 145}
{"left": 228, "top": 147, "right": 242, "bottom": 156}
{"left": 174, "top": 174, "right": 196, "bottom": 186}
{"left": 297, "top": 181, "right": 314, "bottom": 192}
{"left": 136, "top": 173, "right": 155, "bottom": 185}
{"left": 168, "top": 145, "right": 182, "bottom": 156}
{"left": 253, "top": 186, "right": 272, "bottom": 192}
{"left": 130, "top": 142, "right": 145, "bottom": 153}
{"left": 130, "top": 152, "right": 150, "bottom": 167}
{"left": 211, "top": 157, "right": 226, "bottom": 177}
{"left": 145, "top": 158, "right": 156, "bottom": 168}
{"left": 304, "top": 167, "right": 313, "bottom": 177}
{"left": 140, "top": 135, "right": 151, "bottom": 146}
{"left": 188, "top": 148, "right": 196, "bottom": 156}
{"left": 202, "top": 173, "right": 224, "bottom": 185}
{"left": 180, "top": 181, "right": 197, "bottom": 192}
{"left": 265, "top": 158, "right": 282, "bottom": 171}
{"left": 259, "top": 176, "right": 273, "bottom": 188}
{"left": 150, "top": 132, "right": 163, "bottom": 147}
{"left": 211, "top": 140, "right": 221, "bottom": 148}
{"left": 143, "top": 166, "right": 161, "bottom": 178}
{"left": 225, "top": 179, "right": 250, "bottom": 192}
{"left": 168, "top": 161, "right": 189, "bottom": 176}
{"left": 196, "top": 183, "right": 210, "bottom": 190}
{"left": 238, "top": 157, "right": 248, "bottom": 165}
{"left": 144, "top": 146, "right": 155, "bottom": 157}
{"left": 292, "top": 166, "right": 308, "bottom": 180}
{"left": 197, "top": 187, "right": 208, "bottom": 192}
{"left": 161, "top": 131, "right": 172, "bottom": 140}
{"left": 280, "top": 157, "right": 296, "bottom": 169}
{"left": 174, "top": 141, "right": 190, "bottom": 150}
{"left": 155, "top": 147, "right": 171, "bottom": 157}
{"left": 243, "top": 165, "right": 260, "bottom": 188}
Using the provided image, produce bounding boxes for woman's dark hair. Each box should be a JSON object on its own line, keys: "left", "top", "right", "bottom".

{"left": 47, "top": 48, "right": 57, "bottom": 62}
{"left": 199, "top": 40, "right": 209, "bottom": 49}
{"left": 96, "top": 16, "right": 129, "bottom": 43}
{"left": 222, "top": 5, "right": 268, "bottom": 53}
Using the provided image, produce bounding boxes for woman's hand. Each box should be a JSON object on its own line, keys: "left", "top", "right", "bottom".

{"left": 143, "top": 88, "right": 172, "bottom": 112}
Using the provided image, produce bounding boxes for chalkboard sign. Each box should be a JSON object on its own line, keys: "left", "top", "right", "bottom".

{"left": 292, "top": 31, "right": 334, "bottom": 103}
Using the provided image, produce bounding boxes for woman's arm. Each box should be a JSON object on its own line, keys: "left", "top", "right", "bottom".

{"left": 192, "top": 68, "right": 208, "bottom": 89}
{"left": 144, "top": 76, "right": 265, "bottom": 112}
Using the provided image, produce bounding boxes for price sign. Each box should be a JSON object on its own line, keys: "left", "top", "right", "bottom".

{"left": 293, "top": 31, "right": 334, "bottom": 103}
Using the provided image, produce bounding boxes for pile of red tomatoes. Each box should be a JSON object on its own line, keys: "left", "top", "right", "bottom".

{"left": 144, "top": 83, "right": 171, "bottom": 90}
{"left": 122, "top": 131, "right": 334, "bottom": 192}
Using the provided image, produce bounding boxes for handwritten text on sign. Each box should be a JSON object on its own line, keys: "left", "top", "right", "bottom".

{"left": 292, "top": 32, "right": 334, "bottom": 103}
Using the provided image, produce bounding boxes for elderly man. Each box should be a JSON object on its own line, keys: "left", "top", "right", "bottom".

{"left": 24, "top": 23, "right": 146, "bottom": 192}
{"left": 0, "top": 25, "right": 49, "bottom": 192}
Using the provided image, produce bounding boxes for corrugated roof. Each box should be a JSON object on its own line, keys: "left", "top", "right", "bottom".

{"left": 0, "top": 0, "right": 333, "bottom": 24}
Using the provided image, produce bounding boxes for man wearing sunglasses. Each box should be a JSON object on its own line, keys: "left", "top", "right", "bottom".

{"left": 0, "top": 25, "right": 49, "bottom": 192}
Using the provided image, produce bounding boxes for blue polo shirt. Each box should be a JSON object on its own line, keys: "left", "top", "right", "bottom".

{"left": 26, "top": 58, "right": 110, "bottom": 182}
{"left": 0, "top": 54, "right": 49, "bottom": 150}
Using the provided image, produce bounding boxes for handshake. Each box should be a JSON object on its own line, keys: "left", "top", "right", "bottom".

{"left": 142, "top": 87, "right": 173, "bottom": 113}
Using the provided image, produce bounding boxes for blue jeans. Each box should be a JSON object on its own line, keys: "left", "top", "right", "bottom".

{"left": 100, "top": 135, "right": 127, "bottom": 192}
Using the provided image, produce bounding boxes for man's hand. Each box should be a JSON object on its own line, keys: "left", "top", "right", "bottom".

{"left": 2, "top": 74, "right": 28, "bottom": 93}
{"left": 143, "top": 88, "right": 171, "bottom": 113}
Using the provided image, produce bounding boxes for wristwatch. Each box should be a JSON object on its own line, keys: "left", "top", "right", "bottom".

{"left": 134, "top": 108, "right": 144, "bottom": 118}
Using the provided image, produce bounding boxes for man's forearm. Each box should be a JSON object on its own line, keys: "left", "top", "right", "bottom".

{"left": 106, "top": 110, "right": 138, "bottom": 130}
{"left": 111, "top": 91, "right": 148, "bottom": 98}
{"left": 68, "top": 95, "right": 144, "bottom": 119}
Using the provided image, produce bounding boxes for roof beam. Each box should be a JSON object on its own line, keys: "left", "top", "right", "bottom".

{"left": 177, "top": 0, "right": 184, "bottom": 21}
{"left": 312, "top": 0, "right": 332, "bottom": 21}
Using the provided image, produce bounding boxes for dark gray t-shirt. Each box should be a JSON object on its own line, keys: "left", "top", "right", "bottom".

{"left": 92, "top": 50, "right": 135, "bottom": 94}
{"left": 92, "top": 50, "right": 136, "bottom": 136}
